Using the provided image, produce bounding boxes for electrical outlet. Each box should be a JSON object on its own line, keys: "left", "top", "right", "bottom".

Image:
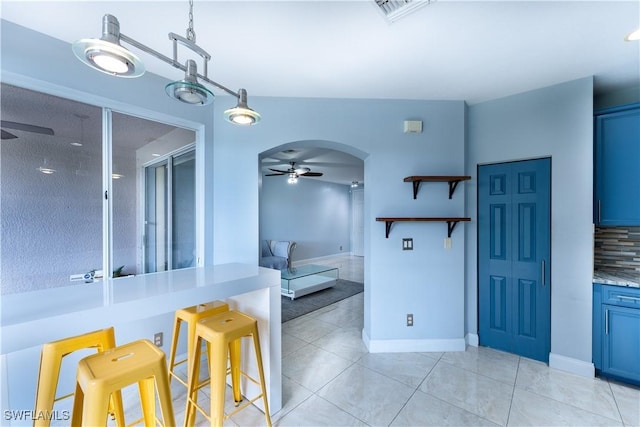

{"left": 154, "top": 332, "right": 163, "bottom": 347}
{"left": 444, "top": 237, "right": 452, "bottom": 249}
{"left": 406, "top": 313, "right": 413, "bottom": 327}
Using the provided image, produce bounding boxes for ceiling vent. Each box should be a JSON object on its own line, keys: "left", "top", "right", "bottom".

{"left": 374, "top": 0, "right": 434, "bottom": 23}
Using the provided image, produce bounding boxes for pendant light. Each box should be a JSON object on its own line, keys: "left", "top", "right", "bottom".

{"left": 72, "top": 0, "right": 261, "bottom": 125}
{"left": 224, "top": 89, "right": 261, "bottom": 125}
{"left": 72, "top": 14, "right": 144, "bottom": 78}
{"left": 625, "top": 28, "right": 640, "bottom": 41}
{"left": 165, "top": 59, "right": 213, "bottom": 106}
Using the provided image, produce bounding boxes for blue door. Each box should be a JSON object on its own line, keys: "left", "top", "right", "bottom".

{"left": 478, "top": 158, "right": 551, "bottom": 362}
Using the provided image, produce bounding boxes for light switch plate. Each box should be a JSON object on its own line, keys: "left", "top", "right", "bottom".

{"left": 403, "top": 238, "right": 413, "bottom": 250}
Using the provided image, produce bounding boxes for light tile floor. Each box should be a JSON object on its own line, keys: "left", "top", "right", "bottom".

{"left": 273, "top": 255, "right": 639, "bottom": 427}
{"left": 64, "top": 255, "right": 640, "bottom": 426}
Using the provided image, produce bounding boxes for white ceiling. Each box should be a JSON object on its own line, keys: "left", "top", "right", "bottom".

{"left": 2, "top": 0, "right": 639, "bottom": 185}
{"left": 2, "top": 0, "right": 638, "bottom": 103}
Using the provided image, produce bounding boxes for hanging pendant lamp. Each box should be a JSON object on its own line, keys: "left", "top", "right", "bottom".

{"left": 224, "top": 89, "right": 261, "bottom": 125}
{"left": 72, "top": 0, "right": 260, "bottom": 125}
{"left": 72, "top": 14, "right": 144, "bottom": 77}
{"left": 165, "top": 59, "right": 213, "bottom": 105}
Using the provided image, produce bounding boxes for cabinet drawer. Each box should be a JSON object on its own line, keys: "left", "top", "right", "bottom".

{"left": 603, "top": 285, "right": 640, "bottom": 308}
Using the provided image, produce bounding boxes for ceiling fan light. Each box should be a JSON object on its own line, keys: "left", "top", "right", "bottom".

{"left": 224, "top": 89, "right": 261, "bottom": 125}
{"left": 72, "top": 15, "right": 144, "bottom": 77}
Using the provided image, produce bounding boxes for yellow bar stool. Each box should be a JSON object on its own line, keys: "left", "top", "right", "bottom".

{"left": 185, "top": 310, "right": 271, "bottom": 427}
{"left": 34, "top": 327, "right": 125, "bottom": 427}
{"left": 70, "top": 339, "right": 175, "bottom": 427}
{"left": 168, "top": 300, "right": 230, "bottom": 390}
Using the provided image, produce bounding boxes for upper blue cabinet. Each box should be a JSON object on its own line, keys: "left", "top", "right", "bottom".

{"left": 594, "top": 103, "right": 640, "bottom": 226}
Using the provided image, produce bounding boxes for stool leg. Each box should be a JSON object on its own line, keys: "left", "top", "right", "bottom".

{"left": 81, "top": 384, "right": 111, "bottom": 427}
{"left": 210, "top": 337, "right": 228, "bottom": 427}
{"left": 229, "top": 338, "right": 242, "bottom": 405}
{"left": 69, "top": 380, "right": 84, "bottom": 427}
{"left": 34, "top": 346, "right": 62, "bottom": 427}
{"left": 252, "top": 332, "right": 272, "bottom": 427}
{"left": 185, "top": 335, "right": 203, "bottom": 427}
{"left": 168, "top": 316, "right": 181, "bottom": 383}
{"left": 108, "top": 390, "right": 126, "bottom": 427}
{"left": 154, "top": 363, "right": 177, "bottom": 426}
{"left": 186, "top": 317, "right": 197, "bottom": 383}
{"left": 138, "top": 377, "right": 157, "bottom": 426}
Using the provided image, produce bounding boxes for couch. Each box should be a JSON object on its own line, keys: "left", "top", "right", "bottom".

{"left": 260, "top": 240, "right": 296, "bottom": 270}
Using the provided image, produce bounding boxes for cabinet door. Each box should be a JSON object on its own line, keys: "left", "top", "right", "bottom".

{"left": 592, "top": 284, "right": 603, "bottom": 369}
{"left": 602, "top": 304, "right": 640, "bottom": 384}
{"left": 594, "top": 106, "right": 640, "bottom": 225}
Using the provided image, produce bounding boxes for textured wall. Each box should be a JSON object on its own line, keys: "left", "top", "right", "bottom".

{"left": 594, "top": 226, "right": 640, "bottom": 274}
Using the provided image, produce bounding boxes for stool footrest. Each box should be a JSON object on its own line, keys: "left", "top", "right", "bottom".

{"left": 126, "top": 415, "right": 162, "bottom": 427}
{"left": 225, "top": 393, "right": 267, "bottom": 420}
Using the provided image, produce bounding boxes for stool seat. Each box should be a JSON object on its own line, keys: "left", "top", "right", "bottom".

{"left": 71, "top": 339, "right": 175, "bottom": 427}
{"left": 185, "top": 310, "right": 271, "bottom": 427}
{"left": 34, "top": 327, "right": 124, "bottom": 427}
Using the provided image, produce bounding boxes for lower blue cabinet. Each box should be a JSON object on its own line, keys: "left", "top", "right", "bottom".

{"left": 594, "top": 284, "right": 640, "bottom": 385}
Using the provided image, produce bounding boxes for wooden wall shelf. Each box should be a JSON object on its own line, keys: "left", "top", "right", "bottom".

{"left": 403, "top": 176, "right": 471, "bottom": 199}
{"left": 376, "top": 217, "right": 471, "bottom": 238}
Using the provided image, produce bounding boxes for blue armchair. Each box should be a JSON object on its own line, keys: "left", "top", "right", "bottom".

{"left": 260, "top": 240, "right": 296, "bottom": 270}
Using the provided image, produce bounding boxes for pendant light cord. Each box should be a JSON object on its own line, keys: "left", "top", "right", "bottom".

{"left": 186, "top": 0, "right": 196, "bottom": 42}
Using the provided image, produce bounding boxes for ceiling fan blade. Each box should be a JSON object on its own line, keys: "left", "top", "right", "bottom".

{"left": 1, "top": 120, "right": 54, "bottom": 136}
{"left": 1, "top": 129, "right": 18, "bottom": 140}
{"left": 265, "top": 173, "right": 285, "bottom": 176}
{"left": 294, "top": 167, "right": 311, "bottom": 174}
{"left": 268, "top": 168, "right": 289, "bottom": 174}
{"left": 300, "top": 172, "right": 323, "bottom": 177}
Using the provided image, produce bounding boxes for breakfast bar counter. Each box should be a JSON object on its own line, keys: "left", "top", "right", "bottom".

{"left": 0, "top": 263, "right": 282, "bottom": 423}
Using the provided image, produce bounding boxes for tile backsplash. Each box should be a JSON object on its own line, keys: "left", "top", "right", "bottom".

{"left": 594, "top": 226, "right": 640, "bottom": 274}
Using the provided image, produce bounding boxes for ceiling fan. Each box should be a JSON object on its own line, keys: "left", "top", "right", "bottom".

{"left": 265, "top": 161, "right": 323, "bottom": 180}
{"left": 1, "top": 120, "right": 55, "bottom": 140}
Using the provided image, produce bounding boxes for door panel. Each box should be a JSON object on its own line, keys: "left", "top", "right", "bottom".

{"left": 517, "top": 279, "right": 536, "bottom": 337}
{"left": 479, "top": 158, "right": 550, "bottom": 362}
{"left": 490, "top": 275, "right": 508, "bottom": 332}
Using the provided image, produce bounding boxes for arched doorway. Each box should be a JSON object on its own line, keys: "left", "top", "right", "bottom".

{"left": 258, "top": 140, "right": 367, "bottom": 321}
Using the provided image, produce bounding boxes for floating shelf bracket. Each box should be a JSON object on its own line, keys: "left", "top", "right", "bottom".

{"left": 403, "top": 176, "right": 471, "bottom": 199}
{"left": 384, "top": 220, "right": 393, "bottom": 239}
{"left": 376, "top": 217, "right": 471, "bottom": 238}
{"left": 446, "top": 220, "right": 459, "bottom": 238}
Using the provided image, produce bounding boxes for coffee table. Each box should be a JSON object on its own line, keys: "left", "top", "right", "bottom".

{"left": 281, "top": 264, "right": 339, "bottom": 300}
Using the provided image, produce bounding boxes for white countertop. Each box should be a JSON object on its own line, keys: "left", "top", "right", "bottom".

{"left": 593, "top": 270, "right": 640, "bottom": 288}
{"left": 0, "top": 263, "right": 280, "bottom": 354}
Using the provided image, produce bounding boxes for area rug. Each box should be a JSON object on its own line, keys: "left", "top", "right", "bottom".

{"left": 281, "top": 279, "right": 364, "bottom": 323}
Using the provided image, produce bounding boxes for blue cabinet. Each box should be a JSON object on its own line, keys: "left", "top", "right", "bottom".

{"left": 593, "top": 284, "right": 640, "bottom": 385}
{"left": 594, "top": 103, "right": 640, "bottom": 226}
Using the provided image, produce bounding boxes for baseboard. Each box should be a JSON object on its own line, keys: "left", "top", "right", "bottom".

{"left": 549, "top": 352, "right": 595, "bottom": 378}
{"left": 362, "top": 329, "right": 465, "bottom": 353}
{"left": 292, "top": 252, "right": 354, "bottom": 266}
{"left": 465, "top": 333, "right": 479, "bottom": 347}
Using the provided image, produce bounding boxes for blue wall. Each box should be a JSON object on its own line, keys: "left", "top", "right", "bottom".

{"left": 214, "top": 97, "right": 468, "bottom": 350}
{"left": 2, "top": 18, "right": 600, "bottom": 372}
{"left": 466, "top": 77, "right": 595, "bottom": 374}
{"left": 260, "top": 177, "right": 352, "bottom": 261}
